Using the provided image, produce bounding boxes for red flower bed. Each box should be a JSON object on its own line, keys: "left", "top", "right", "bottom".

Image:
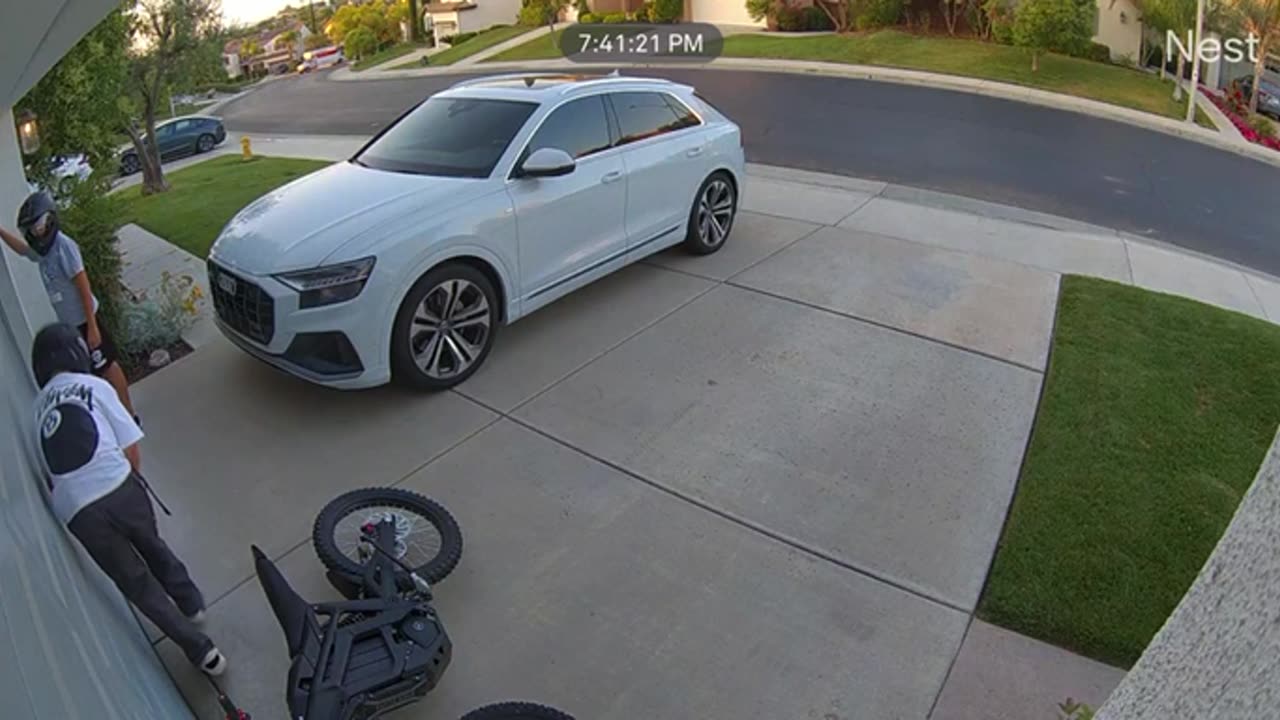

{"left": 1201, "top": 85, "right": 1280, "bottom": 152}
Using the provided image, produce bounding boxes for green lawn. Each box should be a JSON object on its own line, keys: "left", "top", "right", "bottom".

{"left": 352, "top": 42, "right": 427, "bottom": 71}
{"left": 395, "top": 25, "right": 534, "bottom": 67}
{"left": 488, "top": 29, "right": 1211, "bottom": 125}
{"left": 117, "top": 155, "right": 330, "bottom": 258}
{"left": 484, "top": 29, "right": 564, "bottom": 62}
{"left": 978, "top": 275, "right": 1280, "bottom": 667}
{"left": 724, "top": 31, "right": 1212, "bottom": 125}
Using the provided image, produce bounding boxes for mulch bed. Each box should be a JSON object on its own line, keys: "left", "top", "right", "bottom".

{"left": 123, "top": 339, "right": 194, "bottom": 384}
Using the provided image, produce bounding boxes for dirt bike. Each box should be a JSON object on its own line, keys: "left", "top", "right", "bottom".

{"left": 233, "top": 487, "right": 572, "bottom": 720}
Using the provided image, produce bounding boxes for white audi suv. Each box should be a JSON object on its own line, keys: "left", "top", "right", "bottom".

{"left": 208, "top": 73, "right": 745, "bottom": 390}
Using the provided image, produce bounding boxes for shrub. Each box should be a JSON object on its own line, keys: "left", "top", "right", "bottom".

{"left": 1012, "top": 0, "right": 1093, "bottom": 70}
{"left": 579, "top": 11, "right": 600, "bottom": 21}
{"left": 1076, "top": 40, "right": 1111, "bottom": 62}
{"left": 118, "top": 272, "right": 201, "bottom": 360}
{"left": 801, "top": 5, "right": 835, "bottom": 28}
{"left": 746, "top": 0, "right": 773, "bottom": 22}
{"left": 1250, "top": 113, "right": 1277, "bottom": 138}
{"left": 650, "top": 0, "right": 684, "bottom": 22}
{"left": 856, "top": 0, "right": 904, "bottom": 29}
{"left": 575, "top": 0, "right": 590, "bottom": 15}
{"left": 59, "top": 176, "right": 125, "bottom": 344}
{"left": 775, "top": 5, "right": 803, "bottom": 29}
{"left": 343, "top": 27, "right": 378, "bottom": 60}
{"left": 633, "top": 4, "right": 651, "bottom": 20}
{"left": 519, "top": 0, "right": 562, "bottom": 26}
{"left": 602, "top": 11, "right": 628, "bottom": 22}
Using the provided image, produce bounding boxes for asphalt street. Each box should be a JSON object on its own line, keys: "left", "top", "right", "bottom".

{"left": 219, "top": 69, "right": 1280, "bottom": 275}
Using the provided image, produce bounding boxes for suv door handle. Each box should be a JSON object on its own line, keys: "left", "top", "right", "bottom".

{"left": 686, "top": 147, "right": 705, "bottom": 158}
{"left": 601, "top": 171, "right": 623, "bottom": 184}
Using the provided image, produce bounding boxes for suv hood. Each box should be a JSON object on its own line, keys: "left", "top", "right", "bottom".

{"left": 210, "top": 161, "right": 490, "bottom": 275}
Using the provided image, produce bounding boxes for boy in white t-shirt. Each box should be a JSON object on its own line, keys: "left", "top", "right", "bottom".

{"left": 29, "top": 323, "right": 227, "bottom": 676}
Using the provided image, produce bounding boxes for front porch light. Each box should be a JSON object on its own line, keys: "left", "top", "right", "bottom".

{"left": 16, "top": 109, "right": 39, "bottom": 155}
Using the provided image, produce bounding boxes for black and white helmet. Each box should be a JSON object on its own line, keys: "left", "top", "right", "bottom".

{"left": 31, "top": 323, "right": 91, "bottom": 388}
{"left": 18, "top": 190, "right": 60, "bottom": 256}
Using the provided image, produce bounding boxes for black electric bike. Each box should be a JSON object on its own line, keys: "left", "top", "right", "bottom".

{"left": 246, "top": 487, "right": 572, "bottom": 720}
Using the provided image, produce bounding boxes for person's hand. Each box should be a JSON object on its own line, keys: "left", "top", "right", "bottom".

{"left": 86, "top": 323, "right": 102, "bottom": 350}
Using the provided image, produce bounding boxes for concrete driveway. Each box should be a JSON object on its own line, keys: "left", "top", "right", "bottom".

{"left": 136, "top": 168, "right": 1058, "bottom": 718}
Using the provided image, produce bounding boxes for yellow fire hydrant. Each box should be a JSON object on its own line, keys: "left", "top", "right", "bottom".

{"left": 241, "top": 136, "right": 253, "bottom": 159}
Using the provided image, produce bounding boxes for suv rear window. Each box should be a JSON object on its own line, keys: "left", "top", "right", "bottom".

{"left": 610, "top": 92, "right": 701, "bottom": 146}
{"left": 355, "top": 97, "right": 537, "bottom": 178}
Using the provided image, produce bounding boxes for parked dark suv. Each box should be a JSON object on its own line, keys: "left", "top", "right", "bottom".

{"left": 119, "top": 115, "right": 226, "bottom": 175}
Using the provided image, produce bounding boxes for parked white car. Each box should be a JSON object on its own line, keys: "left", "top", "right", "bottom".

{"left": 27, "top": 153, "right": 92, "bottom": 197}
{"left": 208, "top": 73, "right": 745, "bottom": 390}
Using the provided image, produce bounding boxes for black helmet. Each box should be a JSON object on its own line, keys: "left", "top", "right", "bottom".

{"left": 31, "top": 323, "right": 91, "bottom": 388}
{"left": 18, "top": 191, "right": 59, "bottom": 256}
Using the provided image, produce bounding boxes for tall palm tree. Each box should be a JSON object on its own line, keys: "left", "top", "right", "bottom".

{"left": 1228, "top": 0, "right": 1280, "bottom": 114}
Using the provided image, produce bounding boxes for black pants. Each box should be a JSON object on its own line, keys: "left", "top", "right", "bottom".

{"left": 67, "top": 475, "right": 212, "bottom": 664}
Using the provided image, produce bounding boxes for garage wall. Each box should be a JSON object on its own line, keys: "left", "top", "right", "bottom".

{"left": 0, "top": 110, "right": 191, "bottom": 719}
{"left": 458, "top": 0, "right": 522, "bottom": 34}
{"left": 1092, "top": 0, "right": 1142, "bottom": 63}
{"left": 687, "top": 0, "right": 764, "bottom": 27}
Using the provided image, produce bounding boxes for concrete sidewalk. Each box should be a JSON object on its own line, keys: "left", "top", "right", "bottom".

{"left": 335, "top": 54, "right": 1280, "bottom": 169}
{"left": 124, "top": 151, "right": 1276, "bottom": 720}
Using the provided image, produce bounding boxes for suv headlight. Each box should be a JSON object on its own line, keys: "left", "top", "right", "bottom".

{"left": 275, "top": 257, "right": 376, "bottom": 309}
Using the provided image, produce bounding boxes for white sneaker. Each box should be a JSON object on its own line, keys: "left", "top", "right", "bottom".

{"left": 200, "top": 648, "right": 228, "bottom": 676}
{"left": 187, "top": 609, "right": 206, "bottom": 624}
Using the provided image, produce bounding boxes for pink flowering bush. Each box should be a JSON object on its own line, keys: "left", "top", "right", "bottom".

{"left": 1200, "top": 86, "right": 1280, "bottom": 152}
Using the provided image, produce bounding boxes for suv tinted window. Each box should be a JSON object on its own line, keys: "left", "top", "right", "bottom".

{"left": 527, "top": 96, "right": 612, "bottom": 159}
{"left": 356, "top": 97, "right": 537, "bottom": 178}
{"left": 611, "top": 92, "right": 697, "bottom": 146}
{"left": 663, "top": 95, "right": 701, "bottom": 131}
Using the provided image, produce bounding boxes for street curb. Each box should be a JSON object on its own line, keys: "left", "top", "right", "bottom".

{"left": 331, "top": 55, "right": 1280, "bottom": 170}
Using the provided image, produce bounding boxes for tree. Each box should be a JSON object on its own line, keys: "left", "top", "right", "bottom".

{"left": 278, "top": 28, "right": 299, "bottom": 56}
{"left": 18, "top": 9, "right": 131, "bottom": 177}
{"left": 813, "top": 0, "right": 853, "bottom": 30}
{"left": 1228, "top": 0, "right": 1280, "bottom": 114}
{"left": 125, "top": 0, "right": 224, "bottom": 195}
{"left": 344, "top": 26, "right": 378, "bottom": 59}
{"left": 940, "top": 0, "right": 967, "bottom": 34}
{"left": 1012, "top": 0, "right": 1094, "bottom": 70}
{"left": 1145, "top": 0, "right": 1197, "bottom": 100}
{"left": 304, "top": 32, "right": 330, "bottom": 49}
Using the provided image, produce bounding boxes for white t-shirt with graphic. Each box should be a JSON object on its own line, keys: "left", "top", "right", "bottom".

{"left": 33, "top": 372, "right": 144, "bottom": 524}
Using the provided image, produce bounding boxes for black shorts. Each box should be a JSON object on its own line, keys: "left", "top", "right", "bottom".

{"left": 77, "top": 314, "right": 120, "bottom": 375}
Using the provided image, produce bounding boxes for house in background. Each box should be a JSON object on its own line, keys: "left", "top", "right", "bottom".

{"left": 1094, "top": 0, "right": 1143, "bottom": 63}
{"left": 223, "top": 21, "right": 313, "bottom": 78}
{"left": 425, "top": 0, "right": 521, "bottom": 40}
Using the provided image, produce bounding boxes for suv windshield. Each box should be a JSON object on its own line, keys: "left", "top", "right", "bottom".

{"left": 355, "top": 97, "right": 537, "bottom": 178}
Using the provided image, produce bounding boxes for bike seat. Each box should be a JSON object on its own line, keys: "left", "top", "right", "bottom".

{"left": 252, "top": 545, "right": 452, "bottom": 720}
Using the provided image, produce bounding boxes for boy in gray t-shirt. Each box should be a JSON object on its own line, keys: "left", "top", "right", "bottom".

{"left": 2, "top": 191, "right": 135, "bottom": 417}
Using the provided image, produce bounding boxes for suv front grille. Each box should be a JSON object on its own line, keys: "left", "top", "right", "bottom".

{"left": 209, "top": 261, "right": 274, "bottom": 344}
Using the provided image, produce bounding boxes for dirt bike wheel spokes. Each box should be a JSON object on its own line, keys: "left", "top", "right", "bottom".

{"left": 340, "top": 504, "right": 438, "bottom": 564}
{"left": 314, "top": 487, "right": 462, "bottom": 586}
{"left": 459, "top": 702, "right": 576, "bottom": 720}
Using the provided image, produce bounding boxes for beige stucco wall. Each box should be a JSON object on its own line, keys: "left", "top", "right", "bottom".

{"left": 457, "top": 0, "right": 522, "bottom": 33}
{"left": 1093, "top": 0, "right": 1143, "bottom": 63}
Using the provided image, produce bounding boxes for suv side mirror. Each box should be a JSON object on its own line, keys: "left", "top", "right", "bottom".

{"left": 519, "top": 147, "right": 575, "bottom": 178}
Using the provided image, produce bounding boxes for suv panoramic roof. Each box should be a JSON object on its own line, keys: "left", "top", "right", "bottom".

{"left": 446, "top": 72, "right": 675, "bottom": 98}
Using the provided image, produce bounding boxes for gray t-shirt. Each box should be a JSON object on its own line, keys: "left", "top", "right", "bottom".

{"left": 29, "top": 232, "right": 99, "bottom": 326}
